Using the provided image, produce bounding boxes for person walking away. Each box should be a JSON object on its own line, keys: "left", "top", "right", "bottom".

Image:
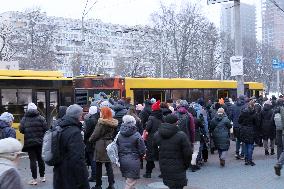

{"left": 143, "top": 100, "right": 163, "bottom": 178}
{"left": 135, "top": 104, "right": 144, "bottom": 115}
{"left": 113, "top": 100, "right": 128, "bottom": 137}
{"left": 84, "top": 106, "right": 100, "bottom": 182}
{"left": 89, "top": 107, "right": 118, "bottom": 189}
{"left": 224, "top": 97, "right": 233, "bottom": 121}
{"left": 210, "top": 108, "right": 231, "bottom": 167}
{"left": 274, "top": 99, "right": 284, "bottom": 159}
{"left": 0, "top": 112, "right": 16, "bottom": 139}
{"left": 238, "top": 101, "right": 258, "bottom": 166}
{"left": 261, "top": 100, "right": 276, "bottom": 155}
{"left": 153, "top": 114, "right": 192, "bottom": 189}
{"left": 254, "top": 103, "right": 263, "bottom": 147}
{"left": 117, "top": 115, "right": 146, "bottom": 189}
{"left": 53, "top": 104, "right": 90, "bottom": 189}
{"left": 0, "top": 138, "right": 25, "bottom": 189}
{"left": 139, "top": 99, "right": 152, "bottom": 129}
{"left": 19, "top": 102, "right": 48, "bottom": 185}
{"left": 52, "top": 106, "right": 67, "bottom": 128}
{"left": 231, "top": 95, "right": 247, "bottom": 159}
{"left": 166, "top": 99, "right": 175, "bottom": 113}
{"left": 160, "top": 102, "right": 172, "bottom": 117}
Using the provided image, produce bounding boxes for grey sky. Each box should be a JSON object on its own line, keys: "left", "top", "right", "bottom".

{"left": 0, "top": 0, "right": 261, "bottom": 39}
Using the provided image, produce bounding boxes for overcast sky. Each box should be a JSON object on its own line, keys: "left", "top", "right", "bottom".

{"left": 0, "top": 0, "right": 262, "bottom": 39}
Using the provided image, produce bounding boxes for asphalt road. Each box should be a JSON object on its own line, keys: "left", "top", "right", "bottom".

{"left": 18, "top": 142, "right": 284, "bottom": 189}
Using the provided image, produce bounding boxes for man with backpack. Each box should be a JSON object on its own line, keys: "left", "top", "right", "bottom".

{"left": 53, "top": 104, "right": 89, "bottom": 189}
{"left": 274, "top": 99, "right": 284, "bottom": 176}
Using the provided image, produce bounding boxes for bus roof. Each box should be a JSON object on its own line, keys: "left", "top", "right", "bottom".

{"left": 0, "top": 70, "right": 64, "bottom": 78}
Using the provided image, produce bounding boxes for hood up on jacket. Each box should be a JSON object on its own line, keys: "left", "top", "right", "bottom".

{"left": 215, "top": 113, "right": 227, "bottom": 121}
{"left": 0, "top": 120, "right": 10, "bottom": 129}
{"left": 177, "top": 106, "right": 188, "bottom": 114}
{"left": 159, "top": 123, "right": 179, "bottom": 139}
{"left": 113, "top": 104, "right": 126, "bottom": 112}
{"left": 150, "top": 110, "right": 163, "bottom": 120}
{"left": 120, "top": 122, "right": 137, "bottom": 137}
{"left": 98, "top": 118, "right": 118, "bottom": 128}
{"left": 161, "top": 108, "right": 172, "bottom": 116}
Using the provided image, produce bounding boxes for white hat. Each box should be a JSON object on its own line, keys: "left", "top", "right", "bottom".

{"left": 0, "top": 138, "right": 25, "bottom": 160}
{"left": 122, "top": 115, "right": 136, "bottom": 125}
{"left": 89, "top": 106, "right": 98, "bottom": 115}
{"left": 0, "top": 112, "right": 14, "bottom": 123}
{"left": 28, "top": 102, "right": 37, "bottom": 110}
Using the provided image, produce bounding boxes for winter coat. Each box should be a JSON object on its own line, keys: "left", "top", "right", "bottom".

{"left": 53, "top": 115, "right": 89, "bottom": 189}
{"left": 238, "top": 107, "right": 258, "bottom": 144}
{"left": 139, "top": 106, "right": 152, "bottom": 129}
{"left": 19, "top": 109, "right": 48, "bottom": 151}
{"left": 210, "top": 114, "right": 231, "bottom": 150}
{"left": 0, "top": 120, "right": 16, "bottom": 139}
{"left": 145, "top": 110, "right": 163, "bottom": 161}
{"left": 113, "top": 104, "right": 128, "bottom": 133}
{"left": 89, "top": 118, "right": 118, "bottom": 162}
{"left": 0, "top": 158, "right": 24, "bottom": 189}
{"left": 231, "top": 99, "right": 247, "bottom": 129}
{"left": 260, "top": 104, "right": 276, "bottom": 140}
{"left": 52, "top": 106, "right": 67, "bottom": 128}
{"left": 84, "top": 113, "right": 100, "bottom": 152}
{"left": 224, "top": 100, "right": 233, "bottom": 120}
{"left": 161, "top": 108, "right": 172, "bottom": 117}
{"left": 153, "top": 123, "right": 192, "bottom": 189}
{"left": 175, "top": 107, "right": 195, "bottom": 143}
{"left": 117, "top": 122, "right": 146, "bottom": 179}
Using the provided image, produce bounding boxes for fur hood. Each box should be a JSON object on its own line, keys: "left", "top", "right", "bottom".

{"left": 98, "top": 118, "right": 118, "bottom": 128}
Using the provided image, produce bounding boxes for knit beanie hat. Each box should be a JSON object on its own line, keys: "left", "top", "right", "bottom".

{"left": 136, "top": 104, "right": 144, "bottom": 111}
{"left": 66, "top": 104, "right": 83, "bottom": 119}
{"left": 122, "top": 115, "right": 136, "bottom": 125}
{"left": 164, "top": 114, "right": 178, "bottom": 124}
{"left": 217, "top": 108, "right": 225, "bottom": 114}
{"left": 0, "top": 112, "right": 14, "bottom": 123}
{"left": 179, "top": 100, "right": 189, "bottom": 107}
{"left": 27, "top": 102, "right": 37, "bottom": 110}
{"left": 150, "top": 98, "right": 156, "bottom": 104}
{"left": 0, "top": 138, "right": 24, "bottom": 161}
{"left": 89, "top": 106, "right": 98, "bottom": 115}
{"left": 152, "top": 100, "right": 161, "bottom": 111}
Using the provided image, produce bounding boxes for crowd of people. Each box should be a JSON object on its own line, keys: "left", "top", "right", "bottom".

{"left": 0, "top": 93, "right": 284, "bottom": 189}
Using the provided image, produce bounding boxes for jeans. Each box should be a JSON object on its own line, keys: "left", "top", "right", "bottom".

{"left": 145, "top": 161, "right": 155, "bottom": 174}
{"left": 276, "top": 131, "right": 283, "bottom": 159}
{"left": 27, "top": 146, "right": 45, "bottom": 179}
{"left": 218, "top": 149, "right": 227, "bottom": 160}
{"left": 263, "top": 139, "right": 275, "bottom": 150}
{"left": 95, "top": 162, "right": 114, "bottom": 186}
{"left": 236, "top": 138, "right": 245, "bottom": 155}
{"left": 244, "top": 143, "right": 254, "bottom": 161}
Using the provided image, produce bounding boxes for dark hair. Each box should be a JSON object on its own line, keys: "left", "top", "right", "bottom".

{"left": 166, "top": 99, "right": 173, "bottom": 103}
{"left": 160, "top": 102, "right": 169, "bottom": 109}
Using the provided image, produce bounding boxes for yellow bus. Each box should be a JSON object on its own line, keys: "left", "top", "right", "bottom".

{"left": 73, "top": 77, "right": 264, "bottom": 105}
{"left": 0, "top": 70, "right": 73, "bottom": 143}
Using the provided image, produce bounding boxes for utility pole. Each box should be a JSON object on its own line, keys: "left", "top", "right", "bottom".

{"left": 234, "top": 0, "right": 244, "bottom": 97}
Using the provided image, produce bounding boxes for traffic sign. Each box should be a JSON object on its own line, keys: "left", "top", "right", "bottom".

{"left": 207, "top": 0, "right": 234, "bottom": 5}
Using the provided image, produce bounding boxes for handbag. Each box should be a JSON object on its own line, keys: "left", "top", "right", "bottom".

{"left": 106, "top": 132, "right": 120, "bottom": 167}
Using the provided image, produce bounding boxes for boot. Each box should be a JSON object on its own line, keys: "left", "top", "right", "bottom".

{"left": 210, "top": 148, "right": 215, "bottom": 154}
{"left": 91, "top": 186, "right": 102, "bottom": 189}
{"left": 191, "top": 165, "right": 200, "bottom": 172}
{"left": 245, "top": 158, "right": 249, "bottom": 165}
{"left": 271, "top": 149, "right": 275, "bottom": 155}
{"left": 265, "top": 150, "right": 269, "bottom": 155}
{"left": 249, "top": 161, "right": 256, "bottom": 166}
{"left": 106, "top": 185, "right": 115, "bottom": 189}
{"left": 143, "top": 173, "right": 151, "bottom": 178}
{"left": 274, "top": 164, "right": 282, "bottom": 176}
{"left": 88, "top": 176, "right": 96, "bottom": 182}
{"left": 220, "top": 159, "right": 225, "bottom": 167}
{"left": 235, "top": 152, "right": 240, "bottom": 159}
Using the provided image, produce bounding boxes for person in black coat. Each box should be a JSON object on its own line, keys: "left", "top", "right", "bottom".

{"left": 153, "top": 114, "right": 192, "bottom": 189}
{"left": 19, "top": 103, "right": 48, "bottom": 185}
{"left": 239, "top": 101, "right": 258, "bottom": 166}
{"left": 143, "top": 100, "right": 163, "bottom": 178}
{"left": 52, "top": 106, "right": 67, "bottom": 128}
{"left": 0, "top": 112, "right": 16, "bottom": 138}
{"left": 117, "top": 115, "right": 146, "bottom": 189}
{"left": 261, "top": 100, "right": 276, "bottom": 155}
{"left": 160, "top": 102, "right": 172, "bottom": 117}
{"left": 113, "top": 100, "right": 128, "bottom": 137}
{"left": 254, "top": 103, "right": 263, "bottom": 147}
{"left": 53, "top": 104, "right": 89, "bottom": 189}
{"left": 139, "top": 99, "right": 153, "bottom": 129}
{"left": 84, "top": 106, "right": 100, "bottom": 182}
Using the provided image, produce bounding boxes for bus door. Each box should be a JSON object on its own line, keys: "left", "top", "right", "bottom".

{"left": 217, "top": 89, "right": 229, "bottom": 99}
{"left": 36, "top": 90, "right": 58, "bottom": 126}
{"left": 148, "top": 90, "right": 165, "bottom": 102}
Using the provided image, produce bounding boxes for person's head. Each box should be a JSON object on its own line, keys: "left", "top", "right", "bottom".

{"left": 27, "top": 102, "right": 37, "bottom": 111}
{"left": 100, "top": 107, "right": 113, "bottom": 120}
{"left": 128, "top": 105, "right": 137, "bottom": 116}
{"left": 150, "top": 98, "right": 156, "bottom": 105}
{"left": 122, "top": 115, "right": 136, "bottom": 125}
{"left": 66, "top": 104, "right": 83, "bottom": 121}
{"left": 152, "top": 100, "right": 161, "bottom": 111}
{"left": 277, "top": 98, "right": 284, "bottom": 107}
{"left": 57, "top": 106, "right": 67, "bottom": 119}
{"left": 0, "top": 138, "right": 24, "bottom": 165}
{"left": 0, "top": 112, "right": 14, "bottom": 126}
{"left": 89, "top": 106, "right": 98, "bottom": 115}
{"left": 164, "top": 114, "right": 178, "bottom": 125}
{"left": 166, "top": 98, "right": 173, "bottom": 105}
{"left": 179, "top": 100, "right": 189, "bottom": 108}
{"left": 217, "top": 108, "right": 225, "bottom": 115}
{"left": 160, "top": 102, "right": 169, "bottom": 109}
{"left": 136, "top": 104, "right": 144, "bottom": 111}
{"left": 248, "top": 100, "right": 255, "bottom": 110}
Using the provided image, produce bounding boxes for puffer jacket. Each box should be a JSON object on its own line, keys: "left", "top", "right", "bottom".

{"left": 19, "top": 109, "right": 48, "bottom": 150}
{"left": 89, "top": 118, "right": 118, "bottom": 162}
{"left": 145, "top": 110, "right": 163, "bottom": 161}
{"left": 0, "top": 120, "right": 16, "bottom": 139}
{"left": 113, "top": 104, "right": 128, "bottom": 133}
{"left": 117, "top": 122, "right": 146, "bottom": 179}
{"left": 84, "top": 113, "right": 100, "bottom": 152}
{"left": 175, "top": 107, "right": 195, "bottom": 143}
{"left": 260, "top": 104, "right": 276, "bottom": 139}
{"left": 232, "top": 98, "right": 247, "bottom": 129}
{"left": 238, "top": 107, "right": 257, "bottom": 144}
{"left": 153, "top": 123, "right": 191, "bottom": 189}
{"left": 161, "top": 108, "right": 172, "bottom": 117}
{"left": 210, "top": 114, "right": 231, "bottom": 150}
{"left": 53, "top": 115, "right": 89, "bottom": 189}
